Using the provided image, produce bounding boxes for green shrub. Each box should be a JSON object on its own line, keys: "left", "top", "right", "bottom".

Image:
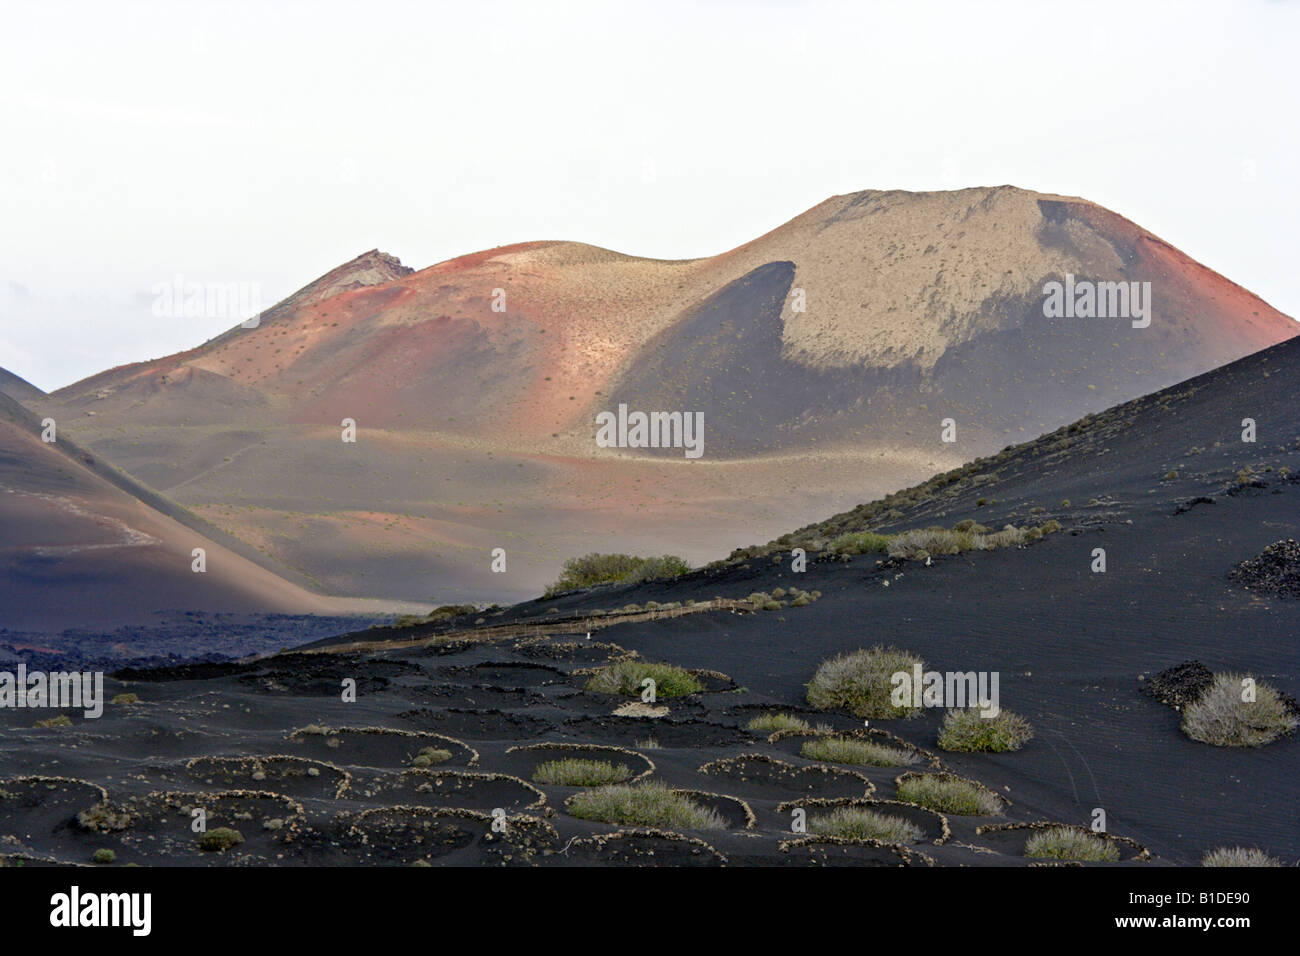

{"left": 809, "top": 807, "right": 924, "bottom": 844}
{"left": 745, "top": 713, "right": 811, "bottom": 733}
{"left": 1181, "top": 673, "right": 1298, "bottom": 747}
{"left": 888, "top": 529, "right": 970, "bottom": 559}
{"left": 806, "top": 645, "right": 925, "bottom": 718}
{"left": 976, "top": 525, "right": 1026, "bottom": 549}
{"left": 1024, "top": 827, "right": 1119, "bottom": 862}
{"left": 197, "top": 827, "right": 245, "bottom": 852}
{"left": 828, "top": 531, "right": 892, "bottom": 556}
{"left": 1202, "top": 847, "right": 1281, "bottom": 867}
{"left": 533, "top": 758, "right": 631, "bottom": 787}
{"left": 426, "top": 603, "right": 477, "bottom": 622}
{"left": 545, "top": 553, "right": 690, "bottom": 596}
{"left": 34, "top": 715, "right": 72, "bottom": 728}
{"left": 801, "top": 736, "right": 917, "bottom": 767}
{"left": 567, "top": 781, "right": 724, "bottom": 829}
{"left": 585, "top": 661, "right": 703, "bottom": 699}
{"left": 937, "top": 709, "right": 1035, "bottom": 753}
{"left": 896, "top": 774, "right": 1002, "bottom": 816}
{"left": 411, "top": 747, "right": 453, "bottom": 768}
{"left": 91, "top": 849, "right": 116, "bottom": 864}
{"left": 1040, "top": 519, "right": 1062, "bottom": 533}
{"left": 110, "top": 693, "right": 140, "bottom": 705}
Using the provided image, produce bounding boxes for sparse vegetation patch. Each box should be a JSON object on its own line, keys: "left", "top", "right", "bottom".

{"left": 937, "top": 708, "right": 1034, "bottom": 753}
{"left": 585, "top": 661, "right": 703, "bottom": 699}
{"left": 567, "top": 782, "right": 725, "bottom": 829}
{"left": 828, "top": 532, "right": 892, "bottom": 556}
{"left": 809, "top": 807, "right": 924, "bottom": 844}
{"left": 545, "top": 553, "right": 691, "bottom": 596}
{"left": 532, "top": 758, "right": 631, "bottom": 787}
{"left": 896, "top": 774, "right": 1002, "bottom": 816}
{"left": 1180, "top": 672, "right": 1298, "bottom": 747}
{"left": 1023, "top": 827, "right": 1119, "bottom": 862}
{"left": 197, "top": 827, "right": 245, "bottom": 852}
{"left": 746, "top": 713, "right": 811, "bottom": 733}
{"left": 806, "top": 646, "right": 925, "bottom": 718}
{"left": 800, "top": 736, "right": 917, "bottom": 767}
{"left": 1202, "top": 847, "right": 1281, "bottom": 867}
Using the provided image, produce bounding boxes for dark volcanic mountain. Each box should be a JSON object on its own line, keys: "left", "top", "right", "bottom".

{"left": 8, "top": 334, "right": 1294, "bottom": 867}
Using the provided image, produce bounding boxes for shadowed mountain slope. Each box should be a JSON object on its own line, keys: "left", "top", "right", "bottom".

{"left": 0, "top": 392, "right": 410, "bottom": 630}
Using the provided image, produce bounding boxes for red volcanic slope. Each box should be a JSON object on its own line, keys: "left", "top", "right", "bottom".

{"left": 48, "top": 188, "right": 1295, "bottom": 450}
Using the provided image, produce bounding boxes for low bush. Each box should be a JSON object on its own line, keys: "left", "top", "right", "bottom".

{"left": 806, "top": 645, "right": 925, "bottom": 718}
{"left": 1181, "top": 672, "right": 1298, "bottom": 747}
{"left": 801, "top": 736, "right": 917, "bottom": 767}
{"left": 567, "top": 781, "right": 724, "bottom": 829}
{"left": 1202, "top": 847, "right": 1281, "bottom": 867}
{"left": 937, "top": 709, "right": 1035, "bottom": 753}
{"left": 828, "top": 531, "right": 892, "bottom": 556}
{"left": 585, "top": 661, "right": 703, "bottom": 699}
{"left": 533, "top": 758, "right": 631, "bottom": 787}
{"left": 1023, "top": 827, "right": 1119, "bottom": 862}
{"left": 411, "top": 747, "right": 452, "bottom": 768}
{"left": 895, "top": 774, "right": 1002, "bottom": 816}
{"left": 197, "top": 827, "right": 245, "bottom": 852}
{"left": 888, "top": 528, "right": 972, "bottom": 560}
{"left": 545, "top": 553, "right": 691, "bottom": 596}
{"left": 809, "top": 807, "right": 924, "bottom": 843}
{"left": 746, "top": 713, "right": 810, "bottom": 733}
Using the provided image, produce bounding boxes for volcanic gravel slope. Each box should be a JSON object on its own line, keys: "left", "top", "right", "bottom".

{"left": 3, "top": 337, "right": 1296, "bottom": 866}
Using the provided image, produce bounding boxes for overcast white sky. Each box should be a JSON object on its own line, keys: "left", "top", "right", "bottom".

{"left": 1, "top": 0, "right": 1296, "bottom": 392}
